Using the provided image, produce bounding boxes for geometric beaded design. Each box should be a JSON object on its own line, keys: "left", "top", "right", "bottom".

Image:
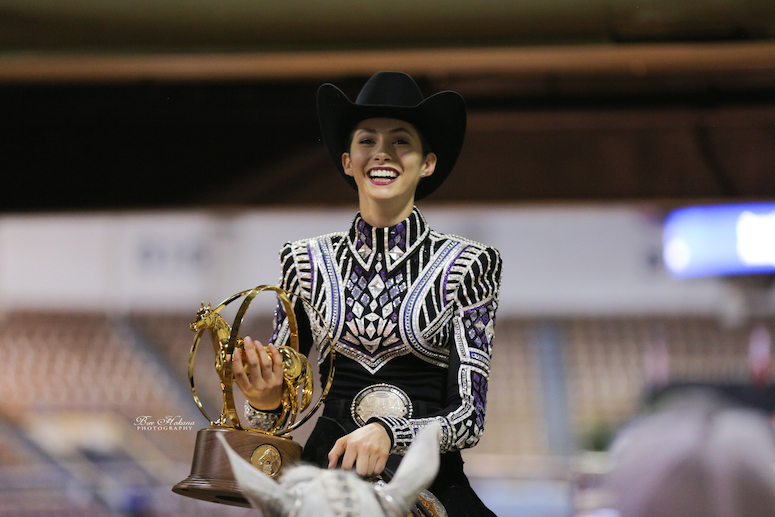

{"left": 264, "top": 207, "right": 503, "bottom": 456}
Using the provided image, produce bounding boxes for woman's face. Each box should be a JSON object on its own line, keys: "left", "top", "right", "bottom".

{"left": 342, "top": 118, "right": 436, "bottom": 209}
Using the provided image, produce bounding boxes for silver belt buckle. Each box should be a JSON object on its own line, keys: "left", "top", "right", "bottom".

{"left": 350, "top": 383, "right": 413, "bottom": 427}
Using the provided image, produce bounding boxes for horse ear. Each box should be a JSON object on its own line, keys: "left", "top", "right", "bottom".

{"left": 382, "top": 421, "right": 442, "bottom": 512}
{"left": 215, "top": 433, "right": 292, "bottom": 515}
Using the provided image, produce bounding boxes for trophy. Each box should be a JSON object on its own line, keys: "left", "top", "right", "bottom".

{"left": 172, "top": 285, "right": 334, "bottom": 507}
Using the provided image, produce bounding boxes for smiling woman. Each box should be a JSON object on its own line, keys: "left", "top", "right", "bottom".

{"left": 342, "top": 118, "right": 437, "bottom": 227}
{"left": 233, "top": 71, "right": 503, "bottom": 517}
{"left": 317, "top": 72, "right": 467, "bottom": 203}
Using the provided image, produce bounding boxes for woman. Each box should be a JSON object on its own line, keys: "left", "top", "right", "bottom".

{"left": 234, "top": 71, "right": 502, "bottom": 516}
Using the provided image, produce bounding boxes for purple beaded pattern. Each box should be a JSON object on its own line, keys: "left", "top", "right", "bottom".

{"left": 265, "top": 208, "right": 502, "bottom": 454}
{"left": 461, "top": 297, "right": 498, "bottom": 426}
{"left": 382, "top": 293, "right": 499, "bottom": 455}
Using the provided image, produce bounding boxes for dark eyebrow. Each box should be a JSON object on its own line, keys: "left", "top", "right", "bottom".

{"left": 354, "top": 127, "right": 413, "bottom": 135}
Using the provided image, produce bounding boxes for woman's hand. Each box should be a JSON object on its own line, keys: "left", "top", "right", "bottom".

{"left": 328, "top": 423, "right": 391, "bottom": 477}
{"left": 233, "top": 336, "right": 284, "bottom": 410}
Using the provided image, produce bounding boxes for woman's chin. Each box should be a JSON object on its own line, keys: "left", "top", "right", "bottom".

{"left": 361, "top": 180, "right": 419, "bottom": 202}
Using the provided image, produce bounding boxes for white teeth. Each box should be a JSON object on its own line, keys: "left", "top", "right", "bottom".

{"left": 369, "top": 169, "right": 397, "bottom": 179}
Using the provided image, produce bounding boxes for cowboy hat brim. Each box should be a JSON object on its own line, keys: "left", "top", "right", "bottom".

{"left": 317, "top": 81, "right": 466, "bottom": 201}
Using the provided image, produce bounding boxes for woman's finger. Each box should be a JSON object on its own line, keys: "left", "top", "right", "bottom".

{"left": 356, "top": 448, "right": 374, "bottom": 478}
{"left": 341, "top": 440, "right": 358, "bottom": 472}
{"left": 374, "top": 454, "right": 388, "bottom": 477}
{"left": 232, "top": 347, "right": 250, "bottom": 388}
{"left": 268, "top": 343, "right": 283, "bottom": 377}
{"left": 328, "top": 437, "right": 347, "bottom": 469}
{"left": 243, "top": 337, "right": 263, "bottom": 376}
{"left": 255, "top": 341, "right": 274, "bottom": 376}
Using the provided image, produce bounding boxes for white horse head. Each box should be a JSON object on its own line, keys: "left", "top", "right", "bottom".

{"left": 217, "top": 423, "right": 441, "bottom": 517}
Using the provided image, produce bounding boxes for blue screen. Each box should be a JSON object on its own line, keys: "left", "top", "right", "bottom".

{"left": 663, "top": 203, "right": 775, "bottom": 278}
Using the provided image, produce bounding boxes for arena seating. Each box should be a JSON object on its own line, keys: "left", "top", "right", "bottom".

{"left": 0, "top": 311, "right": 771, "bottom": 515}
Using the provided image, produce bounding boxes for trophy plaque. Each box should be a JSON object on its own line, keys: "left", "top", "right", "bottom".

{"left": 172, "top": 285, "right": 334, "bottom": 507}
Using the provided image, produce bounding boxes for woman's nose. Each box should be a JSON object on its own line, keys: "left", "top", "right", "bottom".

{"left": 373, "top": 142, "right": 391, "bottom": 160}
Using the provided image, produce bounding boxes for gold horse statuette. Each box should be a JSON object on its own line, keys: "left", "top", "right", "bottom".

{"left": 190, "top": 301, "right": 313, "bottom": 432}
{"left": 173, "top": 286, "right": 337, "bottom": 505}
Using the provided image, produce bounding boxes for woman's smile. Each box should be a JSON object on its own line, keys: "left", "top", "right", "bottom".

{"left": 342, "top": 118, "right": 437, "bottom": 224}
{"left": 367, "top": 166, "right": 399, "bottom": 184}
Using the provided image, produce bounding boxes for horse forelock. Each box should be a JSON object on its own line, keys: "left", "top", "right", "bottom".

{"left": 277, "top": 465, "right": 389, "bottom": 517}
{"left": 279, "top": 465, "right": 325, "bottom": 489}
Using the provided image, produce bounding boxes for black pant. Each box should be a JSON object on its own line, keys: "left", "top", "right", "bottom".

{"left": 301, "top": 411, "right": 497, "bottom": 517}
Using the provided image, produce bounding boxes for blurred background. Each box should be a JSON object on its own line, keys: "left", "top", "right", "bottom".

{"left": 1, "top": 1, "right": 775, "bottom": 516}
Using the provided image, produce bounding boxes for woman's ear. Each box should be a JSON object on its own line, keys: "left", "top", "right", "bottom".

{"left": 421, "top": 152, "right": 437, "bottom": 178}
{"left": 342, "top": 153, "right": 354, "bottom": 177}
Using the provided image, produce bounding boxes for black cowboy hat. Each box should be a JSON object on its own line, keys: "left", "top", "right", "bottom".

{"left": 317, "top": 71, "right": 467, "bottom": 200}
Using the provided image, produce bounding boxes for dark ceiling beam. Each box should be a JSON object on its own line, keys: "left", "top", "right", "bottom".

{"left": 1, "top": 41, "right": 774, "bottom": 83}
{"left": 1, "top": 0, "right": 774, "bottom": 51}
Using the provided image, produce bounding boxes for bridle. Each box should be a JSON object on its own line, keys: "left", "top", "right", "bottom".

{"left": 373, "top": 484, "right": 406, "bottom": 517}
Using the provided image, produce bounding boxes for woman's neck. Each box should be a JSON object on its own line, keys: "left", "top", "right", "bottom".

{"left": 358, "top": 198, "right": 415, "bottom": 228}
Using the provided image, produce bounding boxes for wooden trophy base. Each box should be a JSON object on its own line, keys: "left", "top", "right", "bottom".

{"left": 172, "top": 427, "right": 302, "bottom": 507}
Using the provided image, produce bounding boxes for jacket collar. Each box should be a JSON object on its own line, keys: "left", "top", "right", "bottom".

{"left": 348, "top": 206, "right": 429, "bottom": 272}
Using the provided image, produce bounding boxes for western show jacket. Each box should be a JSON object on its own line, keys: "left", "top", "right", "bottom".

{"left": 251, "top": 207, "right": 502, "bottom": 455}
